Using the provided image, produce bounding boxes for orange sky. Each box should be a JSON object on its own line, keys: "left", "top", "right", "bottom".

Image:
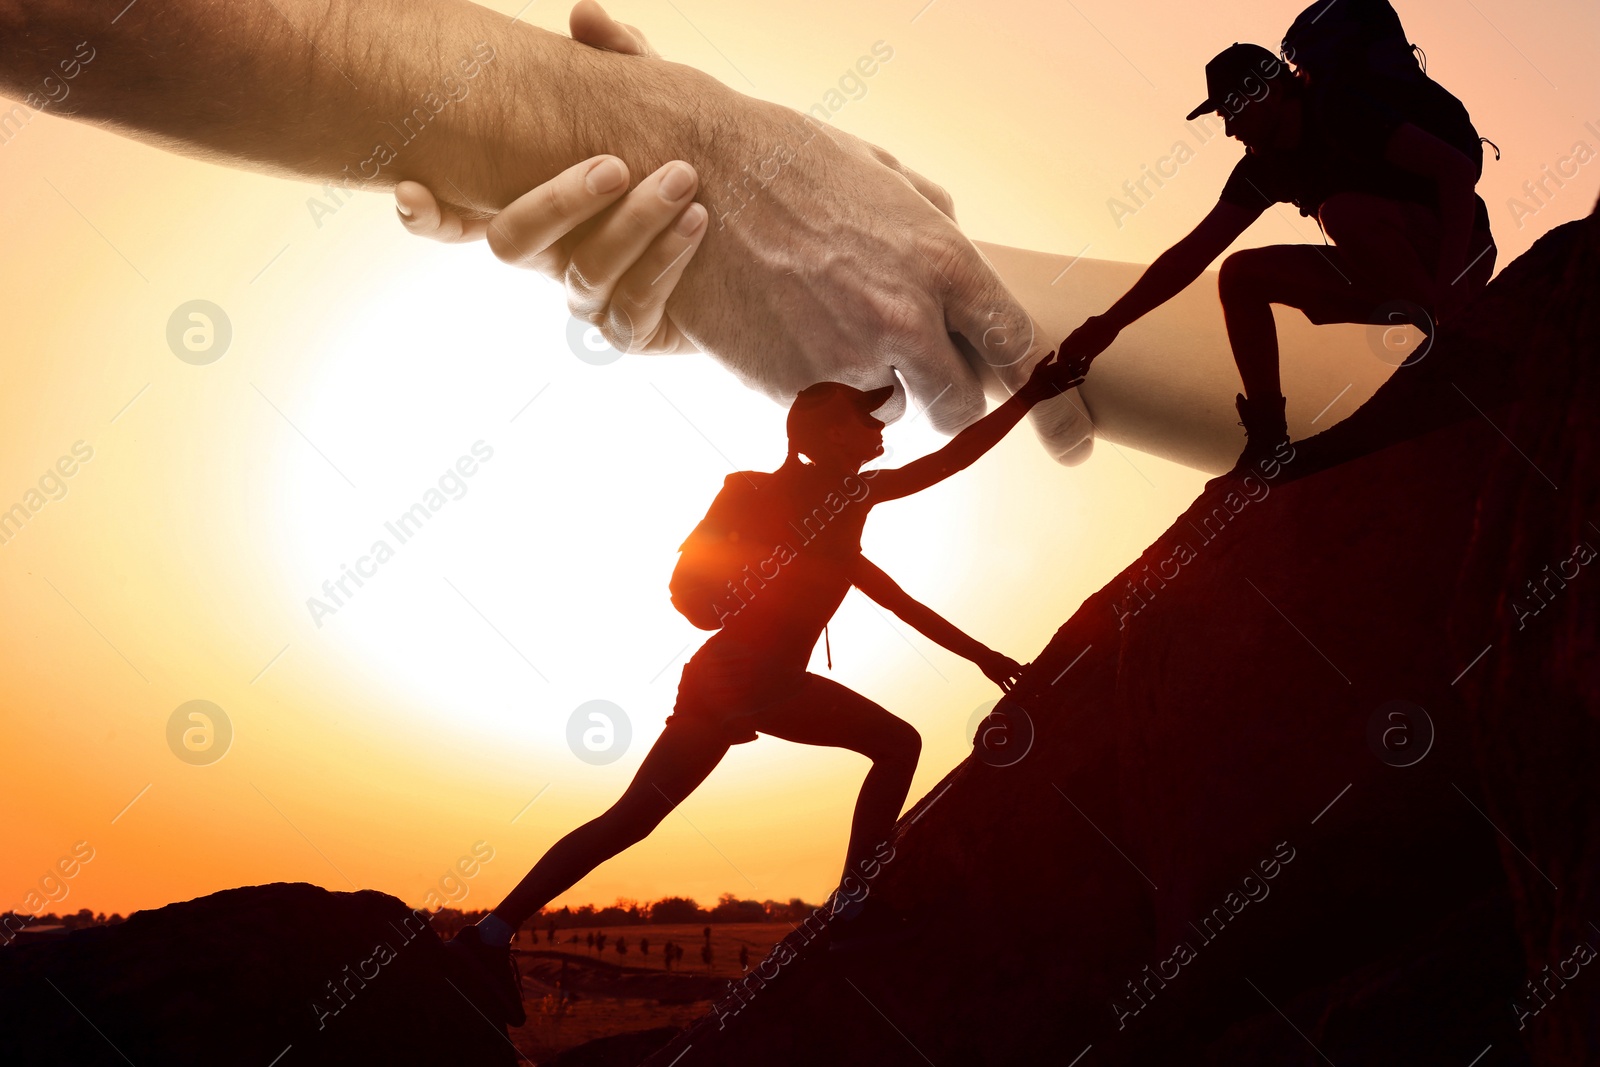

{"left": 3, "top": 0, "right": 1596, "bottom": 919}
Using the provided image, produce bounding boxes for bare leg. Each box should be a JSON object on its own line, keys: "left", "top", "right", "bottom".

{"left": 492, "top": 718, "right": 731, "bottom": 929}
{"left": 747, "top": 674, "right": 922, "bottom": 892}
{"left": 1218, "top": 248, "right": 1289, "bottom": 402}
{"left": 1217, "top": 243, "right": 1382, "bottom": 402}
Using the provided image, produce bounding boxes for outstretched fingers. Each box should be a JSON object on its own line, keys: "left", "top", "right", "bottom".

{"left": 602, "top": 204, "right": 708, "bottom": 354}
{"left": 563, "top": 161, "right": 707, "bottom": 352}
{"left": 486, "top": 155, "right": 633, "bottom": 276}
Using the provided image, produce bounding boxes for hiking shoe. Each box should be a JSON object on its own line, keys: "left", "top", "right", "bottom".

{"left": 828, "top": 897, "right": 915, "bottom": 955}
{"left": 1233, "top": 392, "right": 1290, "bottom": 472}
{"left": 445, "top": 924, "right": 526, "bottom": 1026}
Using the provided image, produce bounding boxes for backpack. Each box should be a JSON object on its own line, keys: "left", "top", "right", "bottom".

{"left": 1282, "top": 0, "right": 1494, "bottom": 178}
{"left": 669, "top": 473, "right": 784, "bottom": 630}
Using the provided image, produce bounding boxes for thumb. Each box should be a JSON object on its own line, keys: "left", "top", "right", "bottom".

{"left": 570, "top": 0, "right": 658, "bottom": 57}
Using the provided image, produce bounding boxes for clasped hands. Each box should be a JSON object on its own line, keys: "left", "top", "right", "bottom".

{"left": 396, "top": 0, "right": 1101, "bottom": 455}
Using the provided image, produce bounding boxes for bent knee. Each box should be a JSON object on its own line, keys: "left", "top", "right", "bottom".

{"left": 874, "top": 721, "right": 921, "bottom": 766}
{"left": 1217, "top": 250, "right": 1268, "bottom": 300}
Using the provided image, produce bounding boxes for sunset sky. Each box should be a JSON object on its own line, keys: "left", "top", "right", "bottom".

{"left": 3, "top": 0, "right": 1596, "bottom": 920}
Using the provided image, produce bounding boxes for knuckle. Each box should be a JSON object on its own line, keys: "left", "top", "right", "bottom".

{"left": 610, "top": 279, "right": 650, "bottom": 317}
{"left": 565, "top": 288, "right": 605, "bottom": 327}
{"left": 862, "top": 289, "right": 928, "bottom": 350}
{"left": 1029, "top": 397, "right": 1096, "bottom": 464}
{"left": 925, "top": 380, "right": 987, "bottom": 433}
{"left": 601, "top": 323, "right": 636, "bottom": 351}
{"left": 564, "top": 257, "right": 608, "bottom": 305}
{"left": 541, "top": 178, "right": 584, "bottom": 226}
{"left": 981, "top": 315, "right": 1039, "bottom": 374}
{"left": 485, "top": 221, "right": 522, "bottom": 265}
{"left": 604, "top": 303, "right": 645, "bottom": 352}
{"left": 914, "top": 228, "right": 966, "bottom": 275}
{"left": 617, "top": 189, "right": 675, "bottom": 235}
{"left": 525, "top": 247, "right": 568, "bottom": 278}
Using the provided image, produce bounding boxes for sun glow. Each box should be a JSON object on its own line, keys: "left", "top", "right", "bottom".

{"left": 274, "top": 247, "right": 971, "bottom": 752}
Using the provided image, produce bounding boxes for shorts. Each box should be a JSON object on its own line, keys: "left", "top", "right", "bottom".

{"left": 1300, "top": 201, "right": 1496, "bottom": 327}
{"left": 663, "top": 639, "right": 810, "bottom": 745}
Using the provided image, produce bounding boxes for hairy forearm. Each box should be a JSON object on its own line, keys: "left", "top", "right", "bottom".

{"left": 0, "top": 0, "right": 714, "bottom": 211}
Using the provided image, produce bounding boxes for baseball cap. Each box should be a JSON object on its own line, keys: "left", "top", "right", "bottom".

{"left": 786, "top": 382, "right": 894, "bottom": 442}
{"left": 1185, "top": 42, "right": 1289, "bottom": 122}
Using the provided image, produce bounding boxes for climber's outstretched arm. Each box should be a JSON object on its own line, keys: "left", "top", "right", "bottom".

{"left": 851, "top": 556, "right": 1023, "bottom": 691}
{"left": 868, "top": 359, "right": 1064, "bottom": 503}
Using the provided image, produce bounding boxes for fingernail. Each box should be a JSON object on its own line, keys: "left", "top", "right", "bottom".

{"left": 586, "top": 157, "right": 627, "bottom": 194}
{"left": 658, "top": 163, "right": 695, "bottom": 202}
{"left": 675, "top": 202, "right": 707, "bottom": 237}
{"left": 394, "top": 201, "right": 413, "bottom": 218}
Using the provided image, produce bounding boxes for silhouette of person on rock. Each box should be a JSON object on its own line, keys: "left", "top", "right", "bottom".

{"left": 444, "top": 356, "right": 1075, "bottom": 1024}
{"left": 1061, "top": 21, "right": 1496, "bottom": 469}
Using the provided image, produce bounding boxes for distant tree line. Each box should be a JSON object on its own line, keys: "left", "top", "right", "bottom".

{"left": 1, "top": 908, "right": 124, "bottom": 944}
{"left": 414, "top": 893, "right": 818, "bottom": 942}
{"left": 536, "top": 892, "right": 820, "bottom": 928}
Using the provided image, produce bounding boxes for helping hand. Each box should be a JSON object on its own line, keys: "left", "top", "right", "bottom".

{"left": 394, "top": 1, "right": 1043, "bottom": 440}
{"left": 1059, "top": 314, "right": 1119, "bottom": 371}
{"left": 396, "top": 156, "right": 707, "bottom": 355}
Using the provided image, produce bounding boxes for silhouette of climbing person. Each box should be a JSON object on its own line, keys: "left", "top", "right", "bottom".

{"left": 641, "top": 936, "right": 651, "bottom": 956}
{"left": 1060, "top": 28, "right": 1495, "bottom": 468}
{"left": 585, "top": 931, "right": 594, "bottom": 952}
{"left": 700, "top": 941, "right": 714, "bottom": 970}
{"left": 739, "top": 944, "right": 750, "bottom": 971}
{"left": 702, "top": 926, "right": 712, "bottom": 946}
{"left": 617, "top": 936, "right": 627, "bottom": 956}
{"left": 596, "top": 932, "right": 608, "bottom": 954}
{"left": 547, "top": 920, "right": 557, "bottom": 945}
{"left": 663, "top": 941, "right": 675, "bottom": 972}
{"left": 445, "top": 356, "right": 1073, "bottom": 1024}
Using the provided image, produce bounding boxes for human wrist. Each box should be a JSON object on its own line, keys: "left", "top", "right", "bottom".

{"left": 557, "top": 50, "right": 732, "bottom": 182}
{"left": 406, "top": 34, "right": 725, "bottom": 214}
{"left": 1094, "top": 309, "right": 1128, "bottom": 335}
